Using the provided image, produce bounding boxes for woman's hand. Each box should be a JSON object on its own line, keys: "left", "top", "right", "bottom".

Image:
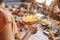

{"left": 15, "top": 32, "right": 21, "bottom": 40}
{"left": 28, "top": 26, "right": 37, "bottom": 34}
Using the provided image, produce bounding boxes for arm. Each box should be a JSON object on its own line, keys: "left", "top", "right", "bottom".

{"left": 0, "top": 8, "right": 14, "bottom": 40}
{"left": 0, "top": 23, "right": 15, "bottom": 40}
{"left": 21, "top": 30, "right": 31, "bottom": 40}
{"left": 21, "top": 27, "right": 37, "bottom": 40}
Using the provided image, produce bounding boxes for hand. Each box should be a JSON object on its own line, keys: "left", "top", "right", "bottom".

{"left": 28, "top": 26, "right": 37, "bottom": 34}
{"left": 48, "top": 34, "right": 54, "bottom": 40}
{"left": 15, "top": 32, "right": 21, "bottom": 40}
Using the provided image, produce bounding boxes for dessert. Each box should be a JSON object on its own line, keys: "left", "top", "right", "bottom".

{"left": 22, "top": 15, "right": 39, "bottom": 24}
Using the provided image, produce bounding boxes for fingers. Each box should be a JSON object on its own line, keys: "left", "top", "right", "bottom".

{"left": 0, "top": 7, "right": 8, "bottom": 11}
{"left": 0, "top": 8, "right": 7, "bottom": 14}
{"left": 0, "top": 7, "right": 9, "bottom": 15}
{"left": 0, "top": 7, "right": 11, "bottom": 16}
